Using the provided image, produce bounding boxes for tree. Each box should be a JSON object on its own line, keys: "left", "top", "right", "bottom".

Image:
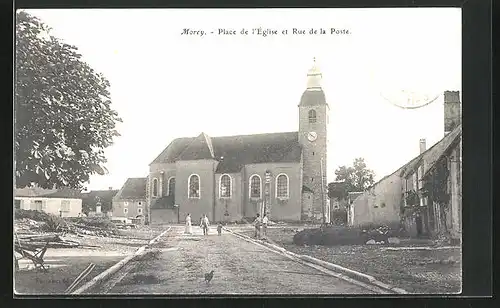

{"left": 15, "top": 11, "right": 122, "bottom": 190}
{"left": 329, "top": 157, "right": 375, "bottom": 199}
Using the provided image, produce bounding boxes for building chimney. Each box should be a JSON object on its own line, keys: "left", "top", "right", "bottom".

{"left": 419, "top": 139, "right": 426, "bottom": 154}
{"left": 444, "top": 90, "right": 461, "bottom": 135}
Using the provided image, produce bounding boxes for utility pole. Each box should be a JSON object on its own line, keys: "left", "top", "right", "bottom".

{"left": 320, "top": 158, "right": 326, "bottom": 225}
{"left": 264, "top": 170, "right": 271, "bottom": 217}
{"left": 213, "top": 162, "right": 216, "bottom": 223}
{"left": 147, "top": 176, "right": 152, "bottom": 225}
{"left": 213, "top": 157, "right": 223, "bottom": 222}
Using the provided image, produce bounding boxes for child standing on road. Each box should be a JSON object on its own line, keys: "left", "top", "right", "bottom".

{"left": 253, "top": 213, "right": 262, "bottom": 239}
{"left": 217, "top": 222, "right": 223, "bottom": 236}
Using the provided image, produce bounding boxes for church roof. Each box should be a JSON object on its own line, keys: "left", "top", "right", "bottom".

{"left": 150, "top": 131, "right": 302, "bottom": 173}
{"left": 115, "top": 177, "right": 147, "bottom": 200}
{"left": 299, "top": 89, "right": 328, "bottom": 107}
{"left": 178, "top": 132, "right": 215, "bottom": 160}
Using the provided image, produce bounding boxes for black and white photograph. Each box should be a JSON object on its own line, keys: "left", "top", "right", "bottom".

{"left": 14, "top": 8, "right": 463, "bottom": 295}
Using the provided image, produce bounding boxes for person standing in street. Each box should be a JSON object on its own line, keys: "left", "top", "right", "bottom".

{"left": 253, "top": 213, "right": 262, "bottom": 239}
{"left": 262, "top": 213, "right": 268, "bottom": 239}
{"left": 185, "top": 213, "right": 193, "bottom": 234}
{"left": 217, "top": 222, "right": 223, "bottom": 236}
{"left": 201, "top": 214, "right": 210, "bottom": 235}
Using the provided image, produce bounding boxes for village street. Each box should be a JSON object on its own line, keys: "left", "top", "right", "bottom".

{"left": 98, "top": 226, "right": 375, "bottom": 295}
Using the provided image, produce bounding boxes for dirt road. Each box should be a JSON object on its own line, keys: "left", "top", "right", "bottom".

{"left": 101, "top": 226, "right": 375, "bottom": 295}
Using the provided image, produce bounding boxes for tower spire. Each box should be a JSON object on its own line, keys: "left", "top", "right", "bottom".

{"left": 306, "top": 57, "right": 322, "bottom": 90}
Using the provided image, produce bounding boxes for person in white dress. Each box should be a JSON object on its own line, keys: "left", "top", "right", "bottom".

{"left": 185, "top": 213, "right": 193, "bottom": 234}
{"left": 262, "top": 213, "right": 269, "bottom": 239}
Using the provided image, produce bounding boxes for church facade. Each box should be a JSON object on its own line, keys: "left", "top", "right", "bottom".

{"left": 148, "top": 60, "right": 329, "bottom": 223}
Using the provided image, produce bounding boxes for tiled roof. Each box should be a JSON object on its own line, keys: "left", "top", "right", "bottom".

{"left": 400, "top": 124, "right": 462, "bottom": 178}
{"left": 15, "top": 187, "right": 82, "bottom": 199}
{"left": 115, "top": 178, "right": 147, "bottom": 200}
{"left": 150, "top": 137, "right": 195, "bottom": 165}
{"left": 178, "top": 133, "right": 215, "bottom": 161}
{"left": 348, "top": 191, "right": 364, "bottom": 204}
{"left": 151, "top": 131, "right": 302, "bottom": 173}
{"left": 81, "top": 190, "right": 119, "bottom": 205}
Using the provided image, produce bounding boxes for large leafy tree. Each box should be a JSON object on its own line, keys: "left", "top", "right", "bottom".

{"left": 328, "top": 157, "right": 375, "bottom": 199}
{"left": 15, "top": 11, "right": 122, "bottom": 189}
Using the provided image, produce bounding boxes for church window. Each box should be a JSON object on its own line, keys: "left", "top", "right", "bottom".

{"left": 249, "top": 174, "right": 262, "bottom": 199}
{"left": 188, "top": 174, "right": 200, "bottom": 199}
{"left": 308, "top": 109, "right": 317, "bottom": 123}
{"left": 276, "top": 173, "right": 289, "bottom": 199}
{"left": 167, "top": 177, "right": 176, "bottom": 196}
{"left": 219, "top": 174, "right": 232, "bottom": 198}
{"left": 152, "top": 178, "right": 159, "bottom": 197}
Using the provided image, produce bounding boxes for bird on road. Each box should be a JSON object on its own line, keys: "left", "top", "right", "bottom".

{"left": 204, "top": 270, "right": 215, "bottom": 283}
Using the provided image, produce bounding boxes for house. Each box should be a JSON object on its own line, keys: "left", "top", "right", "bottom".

{"left": 146, "top": 58, "right": 330, "bottom": 224}
{"left": 347, "top": 167, "right": 404, "bottom": 228}
{"left": 349, "top": 90, "right": 462, "bottom": 239}
{"left": 81, "top": 187, "right": 119, "bottom": 216}
{"left": 401, "top": 124, "right": 462, "bottom": 239}
{"left": 15, "top": 187, "right": 83, "bottom": 217}
{"left": 112, "top": 178, "right": 147, "bottom": 223}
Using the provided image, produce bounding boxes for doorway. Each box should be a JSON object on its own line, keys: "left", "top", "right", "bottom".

{"left": 415, "top": 213, "right": 423, "bottom": 237}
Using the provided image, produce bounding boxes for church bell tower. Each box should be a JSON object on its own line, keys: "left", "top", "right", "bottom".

{"left": 298, "top": 57, "right": 329, "bottom": 221}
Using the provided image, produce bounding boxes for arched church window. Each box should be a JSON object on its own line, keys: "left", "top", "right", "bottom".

{"left": 188, "top": 174, "right": 200, "bottom": 199}
{"left": 167, "top": 177, "right": 175, "bottom": 196}
{"left": 152, "top": 178, "right": 158, "bottom": 197}
{"left": 219, "top": 174, "right": 232, "bottom": 198}
{"left": 249, "top": 174, "right": 262, "bottom": 199}
{"left": 308, "top": 109, "right": 317, "bottom": 123}
{"left": 276, "top": 174, "right": 289, "bottom": 199}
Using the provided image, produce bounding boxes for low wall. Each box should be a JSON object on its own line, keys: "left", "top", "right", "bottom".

{"left": 151, "top": 209, "right": 178, "bottom": 224}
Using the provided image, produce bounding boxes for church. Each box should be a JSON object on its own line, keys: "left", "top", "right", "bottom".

{"left": 147, "top": 59, "right": 330, "bottom": 224}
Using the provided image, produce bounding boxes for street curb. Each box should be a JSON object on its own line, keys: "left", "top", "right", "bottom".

{"left": 71, "top": 227, "right": 171, "bottom": 294}
{"left": 224, "top": 227, "right": 408, "bottom": 294}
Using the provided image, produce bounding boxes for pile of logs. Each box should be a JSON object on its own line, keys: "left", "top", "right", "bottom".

{"left": 15, "top": 234, "right": 99, "bottom": 249}
{"left": 15, "top": 219, "right": 116, "bottom": 238}
{"left": 71, "top": 224, "right": 115, "bottom": 237}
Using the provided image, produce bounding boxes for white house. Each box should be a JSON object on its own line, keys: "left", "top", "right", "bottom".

{"left": 15, "top": 187, "right": 83, "bottom": 218}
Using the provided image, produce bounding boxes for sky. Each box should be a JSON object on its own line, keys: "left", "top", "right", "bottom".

{"left": 23, "top": 8, "right": 461, "bottom": 191}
